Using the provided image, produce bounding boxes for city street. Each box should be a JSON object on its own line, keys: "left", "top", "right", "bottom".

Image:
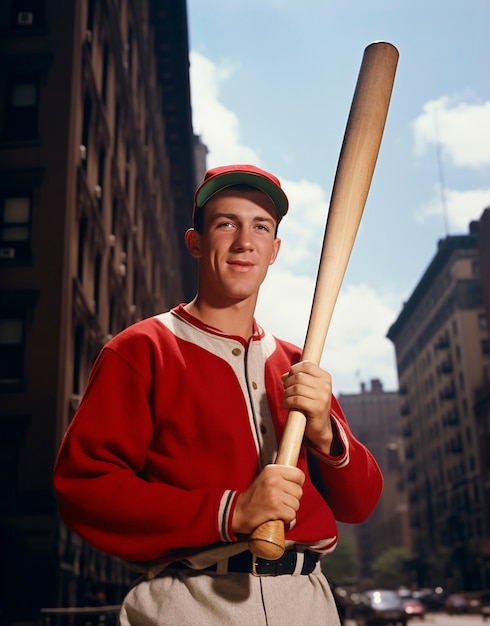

{"left": 345, "top": 614, "right": 487, "bottom": 626}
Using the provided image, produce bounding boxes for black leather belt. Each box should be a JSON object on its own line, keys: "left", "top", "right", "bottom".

{"left": 170, "top": 549, "right": 319, "bottom": 576}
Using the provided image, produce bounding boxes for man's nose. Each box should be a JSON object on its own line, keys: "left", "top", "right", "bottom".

{"left": 233, "top": 228, "right": 253, "bottom": 250}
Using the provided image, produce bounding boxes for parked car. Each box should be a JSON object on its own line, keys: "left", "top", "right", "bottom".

{"left": 444, "top": 594, "right": 468, "bottom": 614}
{"left": 353, "top": 589, "right": 407, "bottom": 626}
{"left": 413, "top": 587, "right": 446, "bottom": 612}
{"left": 402, "top": 597, "right": 426, "bottom": 620}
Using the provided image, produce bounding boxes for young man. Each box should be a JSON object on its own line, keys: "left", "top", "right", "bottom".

{"left": 54, "top": 164, "right": 383, "bottom": 625}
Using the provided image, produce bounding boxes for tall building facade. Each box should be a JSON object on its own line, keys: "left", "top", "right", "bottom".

{"left": 0, "top": 0, "right": 197, "bottom": 621}
{"left": 338, "top": 379, "right": 409, "bottom": 582}
{"left": 475, "top": 208, "right": 490, "bottom": 588}
{"left": 388, "top": 209, "right": 490, "bottom": 591}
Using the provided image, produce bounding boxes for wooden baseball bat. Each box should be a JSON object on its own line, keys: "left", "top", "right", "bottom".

{"left": 248, "top": 41, "right": 399, "bottom": 560}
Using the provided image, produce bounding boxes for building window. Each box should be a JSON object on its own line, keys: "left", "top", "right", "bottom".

{"left": 459, "top": 371, "right": 465, "bottom": 390}
{"left": 81, "top": 94, "right": 92, "bottom": 172}
{"left": 482, "top": 339, "right": 490, "bottom": 357}
{"left": 77, "top": 216, "right": 88, "bottom": 281}
{"left": 0, "top": 414, "right": 30, "bottom": 510}
{"left": 3, "top": 75, "right": 39, "bottom": 140}
{"left": 86, "top": 0, "right": 96, "bottom": 41}
{"left": 0, "top": 194, "right": 32, "bottom": 261}
{"left": 125, "top": 142, "right": 131, "bottom": 193}
{"left": 96, "top": 147, "right": 105, "bottom": 212}
{"left": 101, "top": 42, "right": 109, "bottom": 104}
{"left": 0, "top": 317, "right": 25, "bottom": 385}
{"left": 10, "top": 0, "right": 46, "bottom": 29}
{"left": 73, "top": 324, "right": 84, "bottom": 395}
{"left": 109, "top": 294, "right": 116, "bottom": 336}
{"left": 127, "top": 25, "right": 133, "bottom": 79}
{"left": 94, "top": 253, "right": 102, "bottom": 314}
{"left": 114, "top": 101, "right": 121, "bottom": 158}
{"left": 478, "top": 313, "right": 488, "bottom": 331}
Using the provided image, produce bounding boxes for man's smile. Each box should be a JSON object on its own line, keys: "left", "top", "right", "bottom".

{"left": 228, "top": 259, "right": 255, "bottom": 271}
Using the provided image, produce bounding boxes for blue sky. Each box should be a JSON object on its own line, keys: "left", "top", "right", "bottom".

{"left": 186, "top": 0, "right": 490, "bottom": 394}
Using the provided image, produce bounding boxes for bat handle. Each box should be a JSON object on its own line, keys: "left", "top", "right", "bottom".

{"left": 248, "top": 410, "right": 306, "bottom": 559}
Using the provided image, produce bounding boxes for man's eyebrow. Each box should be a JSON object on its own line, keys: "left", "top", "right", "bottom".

{"left": 209, "top": 212, "right": 238, "bottom": 221}
{"left": 253, "top": 215, "right": 276, "bottom": 226}
{"left": 210, "top": 212, "right": 276, "bottom": 226}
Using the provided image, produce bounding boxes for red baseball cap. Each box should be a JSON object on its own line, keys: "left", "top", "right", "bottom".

{"left": 193, "top": 164, "right": 289, "bottom": 225}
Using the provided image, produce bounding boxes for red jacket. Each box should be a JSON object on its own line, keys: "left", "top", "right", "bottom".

{"left": 54, "top": 305, "right": 382, "bottom": 565}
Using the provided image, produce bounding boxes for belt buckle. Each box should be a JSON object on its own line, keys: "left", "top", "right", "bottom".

{"left": 252, "top": 556, "right": 274, "bottom": 577}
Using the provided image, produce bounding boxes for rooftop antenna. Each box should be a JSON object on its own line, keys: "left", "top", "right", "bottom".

{"left": 433, "top": 107, "right": 450, "bottom": 236}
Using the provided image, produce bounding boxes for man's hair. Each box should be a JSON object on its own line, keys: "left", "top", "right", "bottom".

{"left": 193, "top": 184, "right": 279, "bottom": 236}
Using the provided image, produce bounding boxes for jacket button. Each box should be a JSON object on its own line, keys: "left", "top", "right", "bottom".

{"left": 252, "top": 381, "right": 258, "bottom": 390}
{"left": 232, "top": 348, "right": 241, "bottom": 356}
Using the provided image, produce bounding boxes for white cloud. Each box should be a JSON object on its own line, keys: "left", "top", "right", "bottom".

{"left": 325, "top": 283, "right": 399, "bottom": 393}
{"left": 415, "top": 185, "right": 490, "bottom": 232}
{"left": 274, "top": 178, "right": 329, "bottom": 271}
{"left": 413, "top": 96, "right": 490, "bottom": 167}
{"left": 190, "top": 51, "right": 258, "bottom": 166}
{"left": 256, "top": 276, "right": 399, "bottom": 394}
{"left": 256, "top": 266, "right": 315, "bottom": 349}
{"left": 412, "top": 95, "right": 490, "bottom": 231}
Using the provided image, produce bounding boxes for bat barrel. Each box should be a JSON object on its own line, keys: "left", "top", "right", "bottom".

{"left": 303, "top": 41, "right": 399, "bottom": 363}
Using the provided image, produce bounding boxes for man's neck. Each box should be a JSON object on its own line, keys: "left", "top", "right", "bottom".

{"left": 185, "top": 297, "right": 256, "bottom": 340}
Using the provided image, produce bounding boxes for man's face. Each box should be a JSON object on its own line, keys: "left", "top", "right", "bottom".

{"left": 186, "top": 188, "right": 281, "bottom": 307}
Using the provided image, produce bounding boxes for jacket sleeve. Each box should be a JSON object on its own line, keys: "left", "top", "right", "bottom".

{"left": 53, "top": 347, "right": 238, "bottom": 563}
{"left": 305, "top": 395, "right": 383, "bottom": 523}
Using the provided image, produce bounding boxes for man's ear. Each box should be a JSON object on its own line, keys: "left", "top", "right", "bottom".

{"left": 185, "top": 228, "right": 202, "bottom": 259}
{"left": 269, "top": 237, "right": 281, "bottom": 265}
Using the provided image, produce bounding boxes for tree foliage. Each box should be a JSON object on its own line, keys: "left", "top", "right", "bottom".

{"left": 371, "top": 546, "right": 408, "bottom": 588}
{"left": 321, "top": 534, "right": 359, "bottom": 584}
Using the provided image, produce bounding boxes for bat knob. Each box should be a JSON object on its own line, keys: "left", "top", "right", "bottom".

{"left": 248, "top": 520, "right": 285, "bottom": 560}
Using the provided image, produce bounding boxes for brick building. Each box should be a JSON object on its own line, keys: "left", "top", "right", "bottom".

{"left": 388, "top": 209, "right": 490, "bottom": 591}
{"left": 338, "top": 379, "right": 410, "bottom": 582}
{"left": 0, "top": 0, "right": 197, "bottom": 621}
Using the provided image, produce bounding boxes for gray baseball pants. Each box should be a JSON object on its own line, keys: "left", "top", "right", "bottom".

{"left": 119, "top": 562, "right": 341, "bottom": 626}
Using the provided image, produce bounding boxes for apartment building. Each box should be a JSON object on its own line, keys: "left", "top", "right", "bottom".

{"left": 475, "top": 208, "right": 490, "bottom": 588}
{"left": 338, "top": 379, "right": 410, "bottom": 582}
{"left": 387, "top": 209, "right": 490, "bottom": 591}
{"left": 0, "top": 0, "right": 197, "bottom": 620}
